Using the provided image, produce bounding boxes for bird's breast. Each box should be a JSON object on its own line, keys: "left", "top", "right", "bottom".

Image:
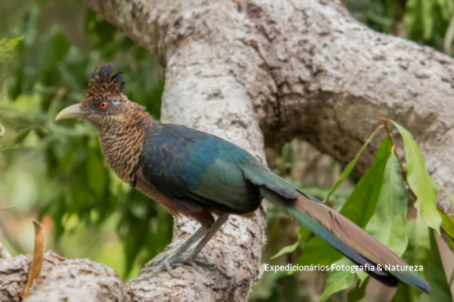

{"left": 98, "top": 127, "right": 145, "bottom": 187}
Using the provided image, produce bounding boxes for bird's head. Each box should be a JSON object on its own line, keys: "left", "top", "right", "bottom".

{"left": 56, "top": 63, "right": 146, "bottom": 130}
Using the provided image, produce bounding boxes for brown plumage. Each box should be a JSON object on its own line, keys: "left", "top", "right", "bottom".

{"left": 86, "top": 63, "right": 124, "bottom": 97}
{"left": 78, "top": 65, "right": 203, "bottom": 222}
{"left": 80, "top": 64, "right": 149, "bottom": 186}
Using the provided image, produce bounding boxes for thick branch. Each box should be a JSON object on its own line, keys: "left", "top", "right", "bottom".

{"left": 0, "top": 251, "right": 127, "bottom": 302}
{"left": 3, "top": 0, "right": 454, "bottom": 300}
{"left": 81, "top": 0, "right": 454, "bottom": 216}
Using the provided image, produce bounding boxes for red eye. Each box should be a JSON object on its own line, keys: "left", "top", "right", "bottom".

{"left": 99, "top": 101, "right": 108, "bottom": 109}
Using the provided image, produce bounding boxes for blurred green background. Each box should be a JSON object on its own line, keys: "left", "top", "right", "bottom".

{"left": 0, "top": 0, "right": 453, "bottom": 301}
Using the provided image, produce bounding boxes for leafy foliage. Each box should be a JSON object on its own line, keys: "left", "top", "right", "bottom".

{"left": 439, "top": 188, "right": 454, "bottom": 250}
{"left": 347, "top": 0, "right": 454, "bottom": 55}
{"left": 298, "top": 137, "right": 392, "bottom": 267}
{"left": 273, "top": 120, "right": 449, "bottom": 301}
{"left": 346, "top": 278, "right": 369, "bottom": 302}
{"left": 392, "top": 121, "right": 441, "bottom": 233}
{"left": 364, "top": 152, "right": 408, "bottom": 257}
{"left": 422, "top": 231, "right": 453, "bottom": 301}
{"left": 263, "top": 2, "right": 454, "bottom": 296}
{"left": 404, "top": 0, "right": 454, "bottom": 48}
{"left": 0, "top": 37, "right": 23, "bottom": 65}
{"left": 0, "top": 1, "right": 168, "bottom": 278}
{"left": 319, "top": 258, "right": 357, "bottom": 302}
{"left": 322, "top": 126, "right": 383, "bottom": 204}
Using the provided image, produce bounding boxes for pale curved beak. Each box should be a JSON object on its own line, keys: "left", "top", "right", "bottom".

{"left": 56, "top": 104, "right": 86, "bottom": 121}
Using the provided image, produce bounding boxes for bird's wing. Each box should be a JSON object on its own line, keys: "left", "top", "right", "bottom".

{"left": 138, "top": 123, "right": 261, "bottom": 214}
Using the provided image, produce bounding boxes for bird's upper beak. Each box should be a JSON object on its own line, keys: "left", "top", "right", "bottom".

{"left": 56, "top": 104, "right": 86, "bottom": 121}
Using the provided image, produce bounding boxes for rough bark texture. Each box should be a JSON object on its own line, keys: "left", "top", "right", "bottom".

{"left": 2, "top": 0, "right": 454, "bottom": 301}
{"left": 0, "top": 251, "right": 127, "bottom": 302}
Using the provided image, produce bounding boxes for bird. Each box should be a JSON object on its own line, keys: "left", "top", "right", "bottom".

{"left": 56, "top": 63, "right": 431, "bottom": 292}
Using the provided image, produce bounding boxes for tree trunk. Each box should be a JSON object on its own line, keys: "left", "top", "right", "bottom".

{"left": 2, "top": 0, "right": 454, "bottom": 301}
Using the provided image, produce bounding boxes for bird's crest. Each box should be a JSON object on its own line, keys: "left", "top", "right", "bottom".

{"left": 87, "top": 63, "right": 124, "bottom": 98}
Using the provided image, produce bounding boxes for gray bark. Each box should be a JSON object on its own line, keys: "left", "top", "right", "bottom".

{"left": 2, "top": 0, "right": 454, "bottom": 301}
{"left": 0, "top": 252, "right": 128, "bottom": 302}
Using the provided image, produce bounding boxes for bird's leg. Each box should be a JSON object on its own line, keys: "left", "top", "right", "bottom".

{"left": 166, "top": 226, "right": 210, "bottom": 260}
{"left": 137, "top": 213, "right": 229, "bottom": 279}
{"left": 176, "top": 213, "right": 229, "bottom": 265}
{"left": 138, "top": 226, "right": 209, "bottom": 278}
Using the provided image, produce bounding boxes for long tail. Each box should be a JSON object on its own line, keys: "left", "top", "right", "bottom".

{"left": 259, "top": 186, "right": 431, "bottom": 292}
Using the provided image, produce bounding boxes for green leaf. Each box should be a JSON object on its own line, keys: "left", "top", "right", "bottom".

{"left": 438, "top": 210, "right": 454, "bottom": 250}
{"left": 14, "top": 128, "right": 31, "bottom": 144}
{"left": 421, "top": 231, "right": 453, "bottom": 302}
{"left": 394, "top": 218, "right": 430, "bottom": 302}
{"left": 439, "top": 188, "right": 454, "bottom": 250}
{"left": 441, "top": 187, "right": 454, "bottom": 206}
{"left": 271, "top": 241, "right": 299, "bottom": 260}
{"left": 365, "top": 153, "right": 408, "bottom": 256}
{"left": 356, "top": 270, "right": 369, "bottom": 286}
{"left": 298, "top": 238, "right": 341, "bottom": 266}
{"left": 323, "top": 125, "right": 383, "bottom": 203}
{"left": 0, "top": 36, "right": 23, "bottom": 64}
{"left": 347, "top": 278, "right": 369, "bottom": 302}
{"left": 319, "top": 258, "right": 357, "bottom": 302}
{"left": 391, "top": 121, "right": 441, "bottom": 234}
{"left": 391, "top": 283, "right": 416, "bottom": 302}
{"left": 271, "top": 226, "right": 310, "bottom": 259}
{"left": 300, "top": 138, "right": 392, "bottom": 266}
{"left": 404, "top": 218, "right": 431, "bottom": 271}
{"left": 341, "top": 137, "right": 393, "bottom": 229}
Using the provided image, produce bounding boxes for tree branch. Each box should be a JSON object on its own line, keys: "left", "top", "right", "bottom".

{"left": 0, "top": 251, "right": 127, "bottom": 302}
{"left": 3, "top": 0, "right": 454, "bottom": 300}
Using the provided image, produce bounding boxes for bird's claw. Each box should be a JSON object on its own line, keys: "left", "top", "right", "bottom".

{"left": 181, "top": 257, "right": 214, "bottom": 268}
{"left": 135, "top": 254, "right": 214, "bottom": 281}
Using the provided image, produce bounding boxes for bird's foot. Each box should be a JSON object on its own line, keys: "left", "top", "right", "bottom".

{"left": 136, "top": 254, "right": 214, "bottom": 280}
{"left": 137, "top": 258, "right": 179, "bottom": 279}
{"left": 176, "top": 254, "right": 214, "bottom": 269}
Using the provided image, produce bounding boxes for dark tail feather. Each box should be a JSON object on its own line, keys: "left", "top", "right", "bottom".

{"left": 260, "top": 187, "right": 431, "bottom": 293}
